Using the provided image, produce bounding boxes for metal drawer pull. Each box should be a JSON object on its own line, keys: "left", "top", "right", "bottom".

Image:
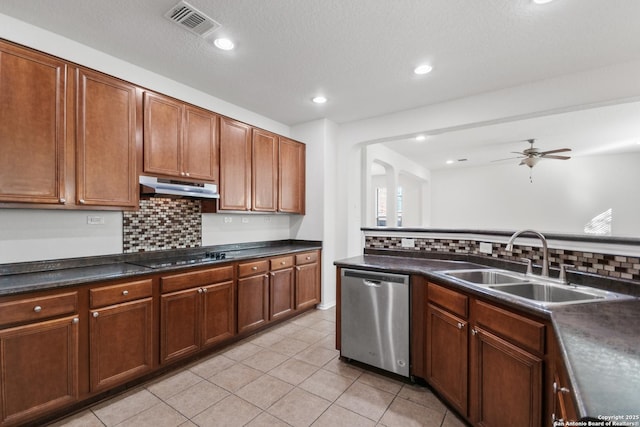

{"left": 33, "top": 306, "right": 42, "bottom": 313}
{"left": 122, "top": 290, "right": 129, "bottom": 296}
{"left": 281, "top": 261, "right": 286, "bottom": 265}
{"left": 93, "top": 312, "right": 99, "bottom": 318}
{"left": 252, "top": 266, "right": 258, "bottom": 270}
{"left": 306, "top": 256, "right": 311, "bottom": 260}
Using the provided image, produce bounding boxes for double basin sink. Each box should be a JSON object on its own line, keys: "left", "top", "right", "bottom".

{"left": 438, "top": 268, "right": 634, "bottom": 307}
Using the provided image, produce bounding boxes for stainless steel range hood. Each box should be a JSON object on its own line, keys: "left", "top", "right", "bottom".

{"left": 139, "top": 175, "right": 220, "bottom": 199}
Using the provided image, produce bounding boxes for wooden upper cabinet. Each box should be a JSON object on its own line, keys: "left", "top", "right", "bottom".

{"left": 0, "top": 41, "right": 67, "bottom": 204}
{"left": 252, "top": 128, "right": 278, "bottom": 212}
{"left": 143, "top": 93, "right": 219, "bottom": 182}
{"left": 278, "top": 137, "right": 305, "bottom": 214}
{"left": 184, "top": 106, "right": 219, "bottom": 182}
{"left": 143, "top": 92, "right": 183, "bottom": 178}
{"left": 76, "top": 68, "right": 139, "bottom": 208}
{"left": 219, "top": 117, "right": 251, "bottom": 210}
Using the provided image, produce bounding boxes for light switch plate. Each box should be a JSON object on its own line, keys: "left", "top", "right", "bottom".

{"left": 479, "top": 242, "right": 493, "bottom": 254}
{"left": 401, "top": 238, "right": 415, "bottom": 248}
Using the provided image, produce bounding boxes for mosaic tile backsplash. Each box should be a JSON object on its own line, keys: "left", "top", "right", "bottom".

{"left": 365, "top": 235, "right": 640, "bottom": 281}
{"left": 123, "top": 198, "right": 201, "bottom": 253}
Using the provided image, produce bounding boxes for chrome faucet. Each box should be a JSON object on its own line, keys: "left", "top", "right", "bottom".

{"left": 506, "top": 229, "right": 550, "bottom": 277}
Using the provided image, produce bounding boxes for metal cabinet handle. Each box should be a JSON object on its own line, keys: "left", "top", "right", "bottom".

{"left": 202, "top": 288, "right": 208, "bottom": 293}
{"left": 185, "top": 172, "right": 190, "bottom": 177}
{"left": 79, "top": 199, "right": 85, "bottom": 204}
{"left": 281, "top": 261, "right": 286, "bottom": 265}
{"left": 471, "top": 328, "right": 478, "bottom": 336}
{"left": 252, "top": 266, "right": 258, "bottom": 270}
{"left": 553, "top": 381, "right": 570, "bottom": 394}
{"left": 306, "top": 256, "right": 311, "bottom": 260}
{"left": 457, "top": 322, "right": 464, "bottom": 329}
{"left": 72, "top": 317, "right": 79, "bottom": 324}
{"left": 59, "top": 197, "right": 66, "bottom": 203}
{"left": 93, "top": 312, "right": 99, "bottom": 318}
{"left": 198, "top": 288, "right": 204, "bottom": 294}
{"left": 33, "top": 305, "right": 42, "bottom": 313}
{"left": 122, "top": 290, "right": 129, "bottom": 296}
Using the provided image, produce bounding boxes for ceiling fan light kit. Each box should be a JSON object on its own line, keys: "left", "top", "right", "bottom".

{"left": 493, "top": 138, "right": 572, "bottom": 183}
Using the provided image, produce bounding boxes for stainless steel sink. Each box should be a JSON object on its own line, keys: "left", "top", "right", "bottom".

{"left": 487, "top": 282, "right": 605, "bottom": 304}
{"left": 442, "top": 269, "right": 530, "bottom": 285}
{"left": 437, "top": 268, "right": 635, "bottom": 307}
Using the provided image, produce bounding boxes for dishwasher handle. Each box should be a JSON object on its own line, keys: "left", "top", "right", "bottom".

{"left": 363, "top": 279, "right": 382, "bottom": 287}
{"left": 342, "top": 268, "right": 409, "bottom": 285}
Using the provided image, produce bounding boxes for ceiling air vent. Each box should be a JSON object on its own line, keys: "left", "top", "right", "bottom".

{"left": 164, "top": 1, "right": 221, "bottom": 37}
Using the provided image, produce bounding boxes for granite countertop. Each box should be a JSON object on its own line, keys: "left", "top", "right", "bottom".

{"left": 0, "top": 240, "right": 322, "bottom": 297}
{"left": 335, "top": 254, "right": 640, "bottom": 420}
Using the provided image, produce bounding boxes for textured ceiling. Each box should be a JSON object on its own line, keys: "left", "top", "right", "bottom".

{"left": 1, "top": 0, "right": 640, "bottom": 127}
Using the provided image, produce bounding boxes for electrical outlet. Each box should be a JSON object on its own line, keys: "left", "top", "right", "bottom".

{"left": 479, "top": 242, "right": 493, "bottom": 254}
{"left": 242, "top": 217, "right": 249, "bottom": 224}
{"left": 401, "top": 238, "right": 415, "bottom": 248}
{"left": 87, "top": 216, "right": 104, "bottom": 225}
{"left": 224, "top": 217, "right": 232, "bottom": 223}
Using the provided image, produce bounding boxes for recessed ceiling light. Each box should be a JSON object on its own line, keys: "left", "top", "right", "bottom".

{"left": 446, "top": 160, "right": 455, "bottom": 165}
{"left": 532, "top": 0, "right": 554, "bottom": 4}
{"left": 312, "top": 96, "right": 327, "bottom": 104}
{"left": 416, "top": 135, "right": 426, "bottom": 141}
{"left": 414, "top": 64, "right": 433, "bottom": 75}
{"left": 214, "top": 38, "right": 234, "bottom": 50}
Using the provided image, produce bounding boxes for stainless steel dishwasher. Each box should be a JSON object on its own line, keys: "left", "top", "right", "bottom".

{"left": 340, "top": 268, "right": 410, "bottom": 377}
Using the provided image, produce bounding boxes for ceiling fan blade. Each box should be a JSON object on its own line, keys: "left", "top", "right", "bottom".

{"left": 491, "top": 156, "right": 524, "bottom": 162}
{"left": 543, "top": 155, "right": 571, "bottom": 160}
{"left": 540, "top": 148, "right": 572, "bottom": 155}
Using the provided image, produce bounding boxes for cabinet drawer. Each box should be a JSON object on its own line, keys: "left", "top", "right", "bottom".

{"left": 473, "top": 299, "right": 545, "bottom": 355}
{"left": 238, "top": 260, "right": 269, "bottom": 278}
{"left": 296, "top": 251, "right": 318, "bottom": 265}
{"left": 90, "top": 279, "right": 153, "bottom": 308}
{"left": 428, "top": 282, "right": 468, "bottom": 318}
{"left": 0, "top": 292, "right": 78, "bottom": 327}
{"left": 161, "top": 266, "right": 234, "bottom": 293}
{"left": 270, "top": 256, "right": 294, "bottom": 271}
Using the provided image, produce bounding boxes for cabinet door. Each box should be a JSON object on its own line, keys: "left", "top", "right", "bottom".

{"left": 470, "top": 326, "right": 542, "bottom": 427}
{"left": 237, "top": 274, "right": 269, "bottom": 334}
{"left": 76, "top": 68, "right": 139, "bottom": 207}
{"left": 426, "top": 304, "right": 468, "bottom": 416}
{"left": 201, "top": 281, "right": 235, "bottom": 348}
{"left": 295, "top": 262, "right": 319, "bottom": 310}
{"left": 184, "top": 106, "right": 219, "bottom": 182}
{"left": 89, "top": 298, "right": 153, "bottom": 392}
{"left": 0, "top": 42, "right": 67, "bottom": 204}
{"left": 270, "top": 268, "right": 295, "bottom": 320}
{"left": 252, "top": 128, "right": 278, "bottom": 212}
{"left": 0, "top": 315, "right": 78, "bottom": 426}
{"left": 160, "top": 288, "right": 200, "bottom": 364}
{"left": 143, "top": 92, "right": 183, "bottom": 177}
{"left": 219, "top": 117, "right": 251, "bottom": 210}
{"left": 278, "top": 137, "right": 305, "bottom": 214}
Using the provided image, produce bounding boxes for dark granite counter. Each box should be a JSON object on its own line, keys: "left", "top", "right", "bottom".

{"left": 0, "top": 240, "right": 322, "bottom": 297}
{"left": 552, "top": 300, "right": 640, "bottom": 419}
{"left": 335, "top": 253, "right": 640, "bottom": 420}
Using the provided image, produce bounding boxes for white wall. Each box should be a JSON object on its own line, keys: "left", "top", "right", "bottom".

{"left": 334, "top": 59, "right": 640, "bottom": 259}
{"left": 430, "top": 151, "right": 640, "bottom": 236}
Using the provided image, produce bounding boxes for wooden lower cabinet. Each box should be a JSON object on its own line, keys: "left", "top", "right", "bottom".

{"left": 295, "top": 251, "right": 321, "bottom": 310}
{"left": 0, "top": 315, "right": 79, "bottom": 426}
{"left": 160, "top": 266, "right": 236, "bottom": 364}
{"left": 237, "top": 273, "right": 270, "bottom": 334}
{"left": 270, "top": 268, "right": 295, "bottom": 321}
{"left": 417, "top": 280, "right": 546, "bottom": 427}
{"left": 89, "top": 299, "right": 153, "bottom": 391}
{"left": 469, "top": 326, "right": 542, "bottom": 427}
{"left": 426, "top": 304, "right": 468, "bottom": 415}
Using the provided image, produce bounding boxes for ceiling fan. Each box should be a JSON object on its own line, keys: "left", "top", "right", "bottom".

{"left": 493, "top": 138, "right": 572, "bottom": 182}
{"left": 510, "top": 138, "right": 572, "bottom": 168}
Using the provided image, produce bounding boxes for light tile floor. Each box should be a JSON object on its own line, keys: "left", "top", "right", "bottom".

{"left": 51, "top": 307, "right": 467, "bottom": 427}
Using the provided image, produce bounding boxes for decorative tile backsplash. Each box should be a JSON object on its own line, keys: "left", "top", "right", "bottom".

{"left": 365, "top": 235, "right": 640, "bottom": 281}
{"left": 123, "top": 198, "right": 201, "bottom": 252}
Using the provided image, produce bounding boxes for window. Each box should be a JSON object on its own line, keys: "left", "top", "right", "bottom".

{"left": 375, "top": 187, "right": 402, "bottom": 226}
